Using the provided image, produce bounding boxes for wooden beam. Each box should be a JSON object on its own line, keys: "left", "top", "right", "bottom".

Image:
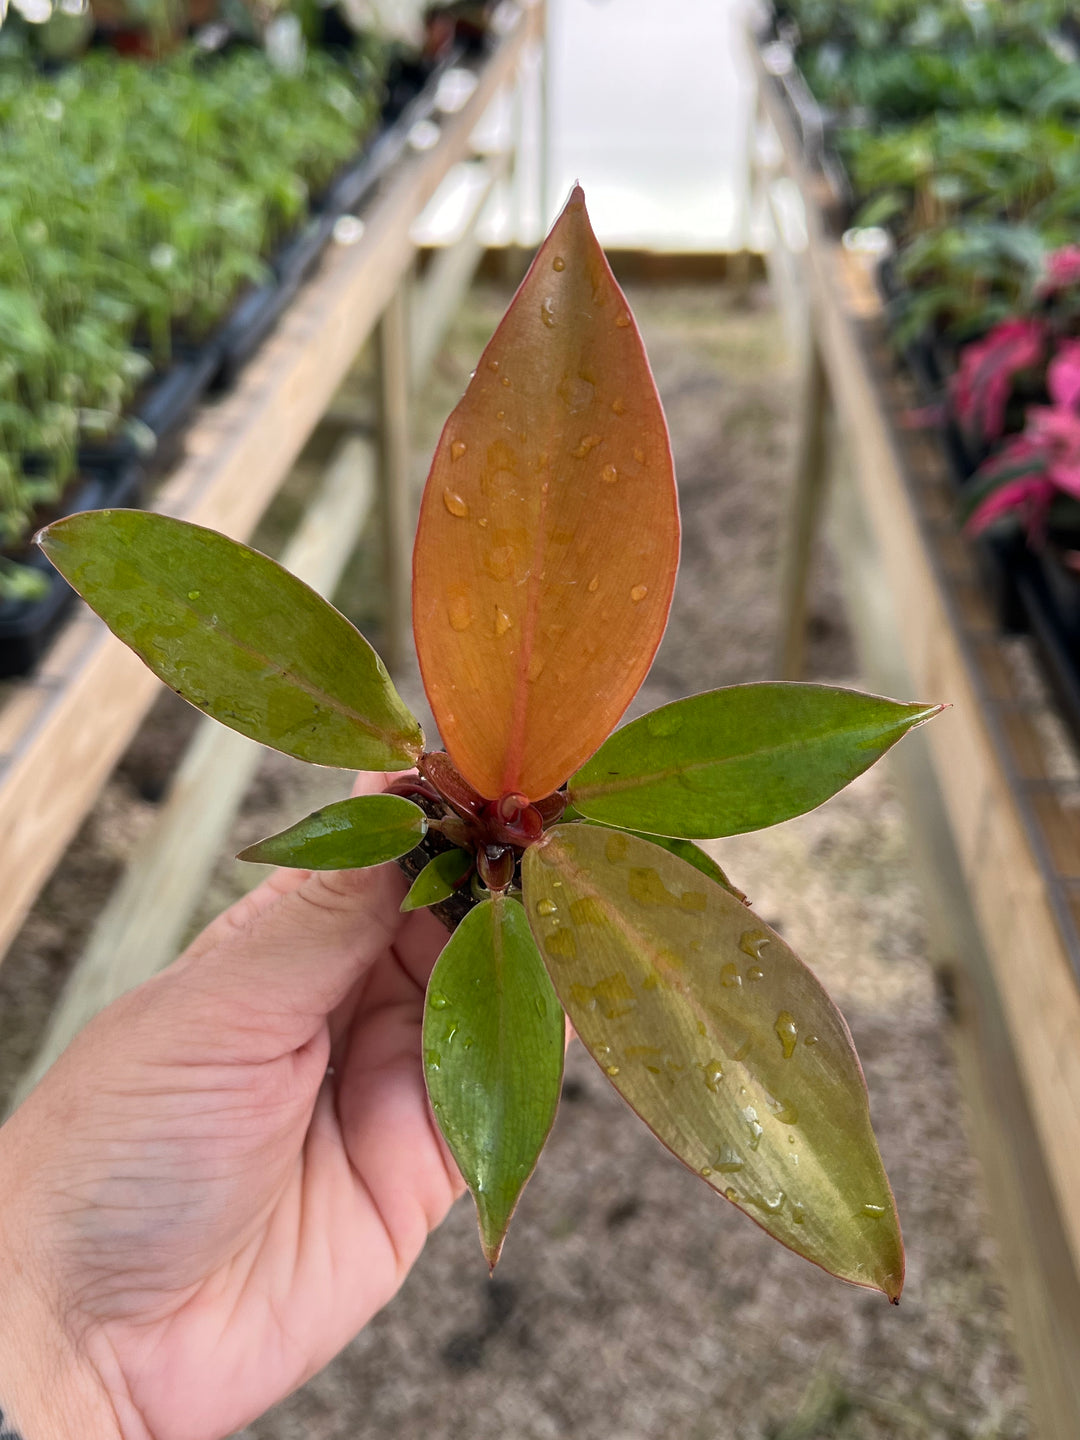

{"left": 12, "top": 437, "right": 375, "bottom": 1109}
{"left": 0, "top": 4, "right": 539, "bottom": 962}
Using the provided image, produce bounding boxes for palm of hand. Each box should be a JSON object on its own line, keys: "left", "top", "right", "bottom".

{"left": 3, "top": 860, "right": 463, "bottom": 1440}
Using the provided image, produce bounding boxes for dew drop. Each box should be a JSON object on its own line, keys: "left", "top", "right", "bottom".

{"left": 544, "top": 928, "right": 577, "bottom": 959}
{"left": 187, "top": 589, "right": 201, "bottom": 600}
{"left": 861, "top": 1202, "right": 887, "bottom": 1219}
{"left": 804, "top": 1034, "right": 819, "bottom": 1047}
{"left": 701, "top": 1058, "right": 725, "bottom": 1092}
{"left": 615, "top": 310, "right": 632, "bottom": 328}
{"left": 424, "top": 1048, "right": 441, "bottom": 1071}
{"left": 630, "top": 585, "right": 648, "bottom": 603}
{"left": 611, "top": 397, "right": 626, "bottom": 415}
{"left": 569, "top": 896, "right": 607, "bottom": 925}
{"left": 487, "top": 359, "right": 499, "bottom": 372}
{"left": 501, "top": 375, "right": 511, "bottom": 387}
{"left": 739, "top": 928, "right": 770, "bottom": 960}
{"left": 443, "top": 489, "right": 469, "bottom": 518}
{"left": 587, "top": 575, "right": 600, "bottom": 593}
{"left": 605, "top": 1064, "right": 620, "bottom": 1077}
{"left": 716, "top": 1145, "right": 744, "bottom": 1173}
{"left": 494, "top": 607, "right": 512, "bottom": 638}
{"left": 791, "top": 1204, "right": 806, "bottom": 1225}
{"left": 535, "top": 897, "right": 558, "bottom": 917}
{"left": 724, "top": 1187, "right": 738, "bottom": 1202}
{"left": 541, "top": 297, "right": 557, "bottom": 328}
{"left": 478, "top": 517, "right": 488, "bottom": 527}
{"left": 605, "top": 832, "right": 629, "bottom": 863}
{"left": 700, "top": 1166, "right": 713, "bottom": 1178}
{"left": 720, "top": 963, "right": 742, "bottom": 989}
{"left": 450, "top": 440, "right": 467, "bottom": 461}
{"left": 428, "top": 991, "right": 450, "bottom": 1010}
{"left": 774, "top": 1011, "right": 798, "bottom": 1059}
{"left": 496, "top": 409, "right": 505, "bottom": 420}
{"left": 447, "top": 590, "right": 472, "bottom": 632}
{"left": 768, "top": 1096, "right": 799, "bottom": 1125}
{"left": 552, "top": 255, "right": 566, "bottom": 271}
{"left": 602, "top": 463, "right": 618, "bottom": 483}
{"left": 747, "top": 966, "right": 764, "bottom": 982}
{"left": 573, "top": 434, "right": 602, "bottom": 459}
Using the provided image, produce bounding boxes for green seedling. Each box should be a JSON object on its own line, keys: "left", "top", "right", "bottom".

{"left": 38, "top": 188, "right": 944, "bottom": 1299}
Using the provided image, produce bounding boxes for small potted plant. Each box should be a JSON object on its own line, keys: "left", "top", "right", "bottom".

{"left": 40, "top": 188, "right": 942, "bottom": 1291}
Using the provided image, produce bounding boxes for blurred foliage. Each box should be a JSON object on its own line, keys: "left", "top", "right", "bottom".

{"left": 0, "top": 42, "right": 384, "bottom": 599}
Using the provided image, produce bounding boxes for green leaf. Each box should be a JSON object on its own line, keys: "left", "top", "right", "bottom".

{"left": 38, "top": 510, "right": 424, "bottom": 770}
{"left": 401, "top": 848, "right": 473, "bottom": 912}
{"left": 522, "top": 824, "right": 904, "bottom": 1300}
{"left": 569, "top": 684, "right": 943, "bottom": 838}
{"left": 237, "top": 794, "right": 426, "bottom": 869}
{"left": 423, "top": 894, "right": 565, "bottom": 1267}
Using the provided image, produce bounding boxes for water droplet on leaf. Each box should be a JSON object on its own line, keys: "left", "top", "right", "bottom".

{"left": 602, "top": 463, "right": 618, "bottom": 483}
{"left": 630, "top": 585, "right": 648, "bottom": 602}
{"left": 552, "top": 255, "right": 566, "bottom": 271}
{"left": 535, "top": 898, "right": 558, "bottom": 917}
{"left": 774, "top": 1011, "right": 798, "bottom": 1059}
{"left": 450, "top": 440, "right": 467, "bottom": 461}
{"left": 428, "top": 991, "right": 450, "bottom": 1009}
{"left": 443, "top": 489, "right": 469, "bottom": 518}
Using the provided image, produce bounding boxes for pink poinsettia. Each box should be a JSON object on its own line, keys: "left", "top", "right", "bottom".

{"left": 951, "top": 318, "right": 1044, "bottom": 446}
{"left": 1038, "top": 246, "right": 1080, "bottom": 296}
{"left": 967, "top": 341, "right": 1080, "bottom": 538}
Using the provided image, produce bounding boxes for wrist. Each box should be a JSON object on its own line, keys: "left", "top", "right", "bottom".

{"left": 0, "top": 1237, "right": 126, "bottom": 1440}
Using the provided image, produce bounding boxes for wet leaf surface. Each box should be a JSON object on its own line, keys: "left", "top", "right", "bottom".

{"left": 570, "top": 684, "right": 943, "bottom": 837}
{"left": 423, "top": 894, "right": 565, "bottom": 1266}
{"left": 522, "top": 823, "right": 904, "bottom": 1299}
{"left": 39, "top": 510, "right": 424, "bottom": 770}
{"left": 412, "top": 186, "right": 679, "bottom": 801}
{"left": 238, "top": 794, "right": 426, "bottom": 869}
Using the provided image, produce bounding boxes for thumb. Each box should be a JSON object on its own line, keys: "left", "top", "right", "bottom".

{"left": 140, "top": 860, "right": 409, "bottom": 1064}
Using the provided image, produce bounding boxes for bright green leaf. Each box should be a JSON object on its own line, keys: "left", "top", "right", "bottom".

{"left": 522, "top": 824, "right": 904, "bottom": 1300}
{"left": 423, "top": 894, "right": 565, "bottom": 1267}
{"left": 569, "top": 684, "right": 943, "bottom": 837}
{"left": 401, "top": 848, "right": 473, "bottom": 912}
{"left": 38, "top": 510, "right": 424, "bottom": 770}
{"left": 237, "top": 794, "right": 426, "bottom": 869}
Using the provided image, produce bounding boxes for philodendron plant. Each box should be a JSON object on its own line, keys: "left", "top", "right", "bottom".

{"left": 39, "top": 187, "right": 942, "bottom": 1301}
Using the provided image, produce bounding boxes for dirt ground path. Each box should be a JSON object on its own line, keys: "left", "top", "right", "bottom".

{"left": 0, "top": 280, "right": 1028, "bottom": 1439}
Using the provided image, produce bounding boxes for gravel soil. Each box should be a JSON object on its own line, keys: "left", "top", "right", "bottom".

{"left": 0, "top": 279, "right": 1028, "bottom": 1439}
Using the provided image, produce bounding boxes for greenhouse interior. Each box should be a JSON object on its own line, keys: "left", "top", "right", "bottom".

{"left": 1, "top": 0, "right": 1079, "bottom": 1436}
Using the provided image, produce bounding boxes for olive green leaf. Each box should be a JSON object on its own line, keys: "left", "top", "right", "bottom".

{"left": 237, "top": 794, "right": 426, "bottom": 868}
{"left": 38, "top": 510, "right": 424, "bottom": 770}
{"left": 522, "top": 823, "right": 904, "bottom": 1301}
{"left": 401, "top": 848, "right": 473, "bottom": 912}
{"left": 568, "top": 684, "right": 944, "bottom": 838}
{"left": 565, "top": 807, "right": 744, "bottom": 898}
{"left": 423, "top": 894, "right": 565, "bottom": 1267}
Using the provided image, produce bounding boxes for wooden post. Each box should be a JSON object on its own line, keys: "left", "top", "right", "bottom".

{"left": 376, "top": 283, "right": 414, "bottom": 674}
{"left": 775, "top": 332, "right": 830, "bottom": 679}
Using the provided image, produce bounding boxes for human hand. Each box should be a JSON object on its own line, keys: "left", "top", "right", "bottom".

{"left": 0, "top": 772, "right": 464, "bottom": 1440}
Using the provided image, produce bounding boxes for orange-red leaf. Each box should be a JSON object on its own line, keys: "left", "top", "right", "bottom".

{"left": 412, "top": 186, "right": 680, "bottom": 801}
